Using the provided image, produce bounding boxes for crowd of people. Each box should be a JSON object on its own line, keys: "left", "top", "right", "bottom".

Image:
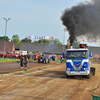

{"left": 49, "top": 54, "right": 57, "bottom": 61}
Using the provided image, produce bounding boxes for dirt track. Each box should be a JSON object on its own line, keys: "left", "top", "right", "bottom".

{"left": 0, "top": 61, "right": 100, "bottom": 100}
{"left": 0, "top": 60, "right": 57, "bottom": 74}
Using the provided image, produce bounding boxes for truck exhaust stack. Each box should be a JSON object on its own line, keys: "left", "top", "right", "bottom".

{"left": 70, "top": 46, "right": 73, "bottom": 49}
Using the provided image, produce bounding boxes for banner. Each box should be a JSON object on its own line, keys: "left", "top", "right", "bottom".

{"left": 27, "top": 36, "right": 54, "bottom": 40}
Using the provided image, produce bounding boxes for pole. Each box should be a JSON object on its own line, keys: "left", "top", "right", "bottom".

{"left": 3, "top": 18, "right": 11, "bottom": 58}
{"left": 63, "top": 28, "right": 66, "bottom": 52}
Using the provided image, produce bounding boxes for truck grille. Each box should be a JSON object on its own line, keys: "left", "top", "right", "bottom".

{"left": 73, "top": 63, "right": 82, "bottom": 71}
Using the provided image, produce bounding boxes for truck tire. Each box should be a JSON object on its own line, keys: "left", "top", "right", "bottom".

{"left": 1, "top": 55, "right": 3, "bottom": 58}
{"left": 66, "top": 74, "right": 69, "bottom": 78}
{"left": 86, "top": 74, "right": 90, "bottom": 79}
{"left": 13, "top": 56, "right": 16, "bottom": 59}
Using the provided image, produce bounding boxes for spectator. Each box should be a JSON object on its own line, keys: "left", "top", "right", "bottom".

{"left": 52, "top": 54, "right": 55, "bottom": 61}
{"left": 49, "top": 55, "right": 52, "bottom": 60}
{"left": 60, "top": 56, "right": 64, "bottom": 63}
{"left": 20, "top": 56, "right": 24, "bottom": 70}
{"left": 27, "top": 53, "right": 30, "bottom": 59}
{"left": 24, "top": 56, "right": 28, "bottom": 71}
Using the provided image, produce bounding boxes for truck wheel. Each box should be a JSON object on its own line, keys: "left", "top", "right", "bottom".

{"left": 66, "top": 74, "right": 69, "bottom": 78}
{"left": 38, "top": 59, "right": 40, "bottom": 63}
{"left": 1, "top": 56, "right": 3, "bottom": 58}
{"left": 13, "top": 56, "right": 16, "bottom": 59}
{"left": 86, "top": 74, "right": 90, "bottom": 79}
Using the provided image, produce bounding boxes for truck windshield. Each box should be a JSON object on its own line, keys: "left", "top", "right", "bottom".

{"left": 66, "top": 50, "right": 88, "bottom": 59}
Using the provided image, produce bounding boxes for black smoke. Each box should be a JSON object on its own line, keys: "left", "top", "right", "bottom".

{"left": 61, "top": 0, "right": 100, "bottom": 45}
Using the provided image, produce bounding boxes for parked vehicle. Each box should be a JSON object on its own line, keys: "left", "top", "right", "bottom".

{"left": 93, "top": 54, "right": 100, "bottom": 58}
{"left": 33, "top": 52, "right": 41, "bottom": 60}
{"left": 0, "top": 52, "right": 19, "bottom": 59}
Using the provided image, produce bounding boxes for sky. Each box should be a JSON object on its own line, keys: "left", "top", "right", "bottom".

{"left": 0, "top": 0, "right": 99, "bottom": 46}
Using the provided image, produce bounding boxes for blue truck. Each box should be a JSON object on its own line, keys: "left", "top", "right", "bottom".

{"left": 66, "top": 44, "right": 92, "bottom": 79}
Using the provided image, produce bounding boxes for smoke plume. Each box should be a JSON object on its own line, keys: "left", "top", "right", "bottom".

{"left": 61, "top": 0, "right": 100, "bottom": 45}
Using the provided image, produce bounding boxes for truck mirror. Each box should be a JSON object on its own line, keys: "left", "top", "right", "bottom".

{"left": 90, "top": 52, "right": 92, "bottom": 57}
{"left": 63, "top": 52, "right": 65, "bottom": 58}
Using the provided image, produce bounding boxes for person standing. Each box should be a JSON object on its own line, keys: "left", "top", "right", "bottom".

{"left": 20, "top": 56, "right": 24, "bottom": 70}
{"left": 24, "top": 56, "right": 28, "bottom": 71}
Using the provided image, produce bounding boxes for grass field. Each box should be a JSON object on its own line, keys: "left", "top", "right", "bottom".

{"left": 0, "top": 58, "right": 20, "bottom": 62}
{"left": 0, "top": 58, "right": 61, "bottom": 63}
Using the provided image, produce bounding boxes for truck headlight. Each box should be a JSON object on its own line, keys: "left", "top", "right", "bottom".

{"left": 67, "top": 68, "right": 71, "bottom": 71}
{"left": 84, "top": 68, "right": 88, "bottom": 70}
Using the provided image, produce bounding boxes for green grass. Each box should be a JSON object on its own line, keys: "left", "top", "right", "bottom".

{"left": 0, "top": 65, "right": 51, "bottom": 76}
{"left": 0, "top": 58, "right": 20, "bottom": 62}
{"left": 51, "top": 59, "right": 61, "bottom": 63}
{"left": 9, "top": 68, "right": 34, "bottom": 74}
{"left": 0, "top": 58, "right": 61, "bottom": 63}
{"left": 0, "top": 58, "right": 34, "bottom": 62}
{"left": 28, "top": 58, "right": 34, "bottom": 61}
{"left": 39, "top": 66, "right": 47, "bottom": 68}
{"left": 56, "top": 59, "right": 61, "bottom": 63}
{"left": 0, "top": 58, "right": 59, "bottom": 75}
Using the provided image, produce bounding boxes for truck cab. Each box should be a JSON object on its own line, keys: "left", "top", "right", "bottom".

{"left": 66, "top": 44, "right": 92, "bottom": 79}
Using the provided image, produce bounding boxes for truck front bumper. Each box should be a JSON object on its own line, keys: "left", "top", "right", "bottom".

{"left": 66, "top": 70, "right": 90, "bottom": 76}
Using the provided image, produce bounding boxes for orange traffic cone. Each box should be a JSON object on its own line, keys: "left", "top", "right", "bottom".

{"left": 7, "top": 58, "right": 8, "bottom": 61}
{"left": 15, "top": 58, "right": 17, "bottom": 61}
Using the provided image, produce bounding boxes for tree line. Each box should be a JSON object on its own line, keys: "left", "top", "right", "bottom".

{"left": 0, "top": 35, "right": 63, "bottom": 45}
{"left": 0, "top": 35, "right": 80, "bottom": 45}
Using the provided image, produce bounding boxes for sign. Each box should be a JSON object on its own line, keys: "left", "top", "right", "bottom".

{"left": 27, "top": 36, "right": 54, "bottom": 40}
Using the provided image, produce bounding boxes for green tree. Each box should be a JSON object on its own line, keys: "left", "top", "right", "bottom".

{"left": 34, "top": 40, "right": 38, "bottom": 43}
{"left": 33, "top": 39, "right": 62, "bottom": 45}
{"left": 73, "top": 39, "right": 80, "bottom": 46}
{"left": 21, "top": 37, "right": 32, "bottom": 42}
{"left": 34, "top": 39, "right": 50, "bottom": 44}
{"left": 11, "top": 35, "right": 21, "bottom": 45}
{"left": 50, "top": 39, "right": 62, "bottom": 45}
{"left": 0, "top": 36, "right": 10, "bottom": 41}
